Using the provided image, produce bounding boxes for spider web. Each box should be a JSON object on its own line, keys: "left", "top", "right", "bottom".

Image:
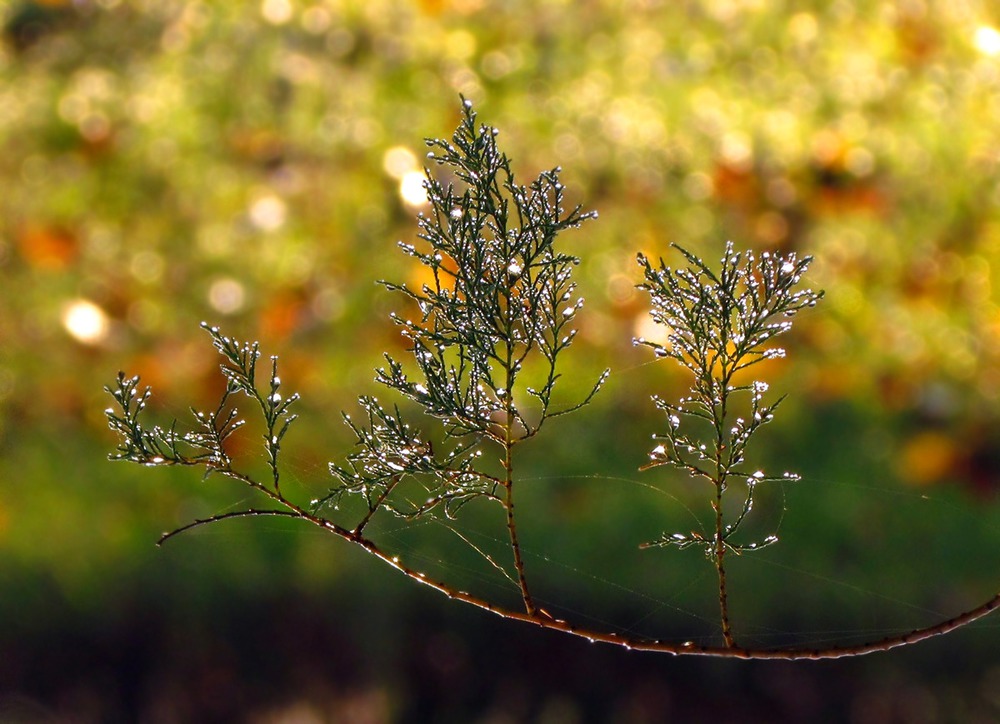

{"left": 176, "top": 426, "right": 1000, "bottom": 652}
{"left": 150, "top": 354, "right": 1000, "bottom": 652}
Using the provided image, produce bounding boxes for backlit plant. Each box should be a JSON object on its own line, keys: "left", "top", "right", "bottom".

{"left": 105, "top": 100, "right": 1000, "bottom": 659}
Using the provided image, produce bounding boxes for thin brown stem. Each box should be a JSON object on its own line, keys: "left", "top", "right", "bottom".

{"left": 503, "top": 380, "right": 535, "bottom": 615}
{"left": 713, "top": 366, "right": 735, "bottom": 647}
{"left": 714, "top": 484, "right": 734, "bottom": 647}
{"left": 156, "top": 469, "right": 1000, "bottom": 660}
{"left": 344, "top": 525, "right": 1000, "bottom": 660}
{"left": 505, "top": 467, "right": 535, "bottom": 615}
{"left": 353, "top": 475, "right": 401, "bottom": 536}
{"left": 501, "top": 264, "right": 535, "bottom": 616}
{"left": 157, "top": 509, "right": 302, "bottom": 546}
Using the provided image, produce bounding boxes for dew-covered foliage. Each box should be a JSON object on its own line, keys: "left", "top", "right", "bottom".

{"left": 323, "top": 99, "right": 607, "bottom": 613}
{"left": 104, "top": 102, "right": 1000, "bottom": 659}
{"left": 635, "top": 242, "right": 823, "bottom": 645}
{"left": 105, "top": 323, "right": 300, "bottom": 495}
{"left": 107, "top": 99, "right": 606, "bottom": 618}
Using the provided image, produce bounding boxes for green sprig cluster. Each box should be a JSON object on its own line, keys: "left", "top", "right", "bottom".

{"left": 636, "top": 242, "right": 823, "bottom": 554}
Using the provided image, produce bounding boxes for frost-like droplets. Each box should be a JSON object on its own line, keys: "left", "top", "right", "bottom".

{"left": 450, "top": 208, "right": 462, "bottom": 219}
{"left": 271, "top": 392, "right": 282, "bottom": 403}
{"left": 507, "top": 261, "right": 523, "bottom": 277}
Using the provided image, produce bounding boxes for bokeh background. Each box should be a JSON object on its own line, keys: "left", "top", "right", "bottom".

{"left": 4, "top": 0, "right": 1000, "bottom": 720}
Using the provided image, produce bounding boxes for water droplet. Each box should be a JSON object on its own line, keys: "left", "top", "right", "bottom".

{"left": 507, "top": 261, "right": 522, "bottom": 276}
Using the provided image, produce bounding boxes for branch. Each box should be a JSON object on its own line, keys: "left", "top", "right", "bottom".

{"left": 157, "top": 509, "right": 303, "bottom": 546}
{"left": 143, "top": 440, "right": 1000, "bottom": 659}
{"left": 288, "top": 509, "right": 1000, "bottom": 660}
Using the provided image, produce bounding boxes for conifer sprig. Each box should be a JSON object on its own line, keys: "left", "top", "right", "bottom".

{"left": 635, "top": 241, "right": 823, "bottom": 646}
{"left": 318, "top": 98, "right": 606, "bottom": 614}
{"left": 104, "top": 101, "right": 1000, "bottom": 660}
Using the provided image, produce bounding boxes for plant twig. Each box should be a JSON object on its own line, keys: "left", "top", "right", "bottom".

{"left": 106, "top": 102, "right": 1000, "bottom": 661}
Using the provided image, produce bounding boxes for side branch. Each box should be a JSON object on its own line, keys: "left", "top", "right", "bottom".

{"left": 157, "top": 509, "right": 303, "bottom": 546}
{"left": 268, "top": 506, "right": 1000, "bottom": 660}
{"left": 151, "top": 477, "right": 1000, "bottom": 660}
{"left": 348, "top": 525, "right": 1000, "bottom": 660}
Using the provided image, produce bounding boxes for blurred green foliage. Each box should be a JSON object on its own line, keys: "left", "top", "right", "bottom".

{"left": 4, "top": 0, "right": 1000, "bottom": 718}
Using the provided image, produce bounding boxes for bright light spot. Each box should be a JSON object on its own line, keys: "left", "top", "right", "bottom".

{"left": 633, "top": 311, "right": 668, "bottom": 347}
{"left": 974, "top": 26, "right": 1000, "bottom": 56}
{"left": 249, "top": 195, "right": 287, "bottom": 231}
{"left": 208, "top": 278, "right": 246, "bottom": 314}
{"left": 720, "top": 132, "right": 753, "bottom": 173}
{"left": 382, "top": 146, "right": 418, "bottom": 180}
{"left": 62, "top": 299, "right": 110, "bottom": 345}
{"left": 261, "top": 0, "right": 293, "bottom": 25}
{"left": 445, "top": 30, "right": 476, "bottom": 60}
{"left": 400, "top": 171, "right": 428, "bottom": 207}
{"left": 788, "top": 12, "right": 818, "bottom": 45}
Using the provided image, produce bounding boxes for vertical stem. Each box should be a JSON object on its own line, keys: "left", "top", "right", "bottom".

{"left": 505, "top": 436, "right": 535, "bottom": 616}
{"left": 353, "top": 475, "right": 400, "bottom": 537}
{"left": 501, "top": 269, "right": 535, "bottom": 615}
{"left": 713, "top": 360, "right": 735, "bottom": 647}
{"left": 713, "top": 483, "right": 734, "bottom": 648}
